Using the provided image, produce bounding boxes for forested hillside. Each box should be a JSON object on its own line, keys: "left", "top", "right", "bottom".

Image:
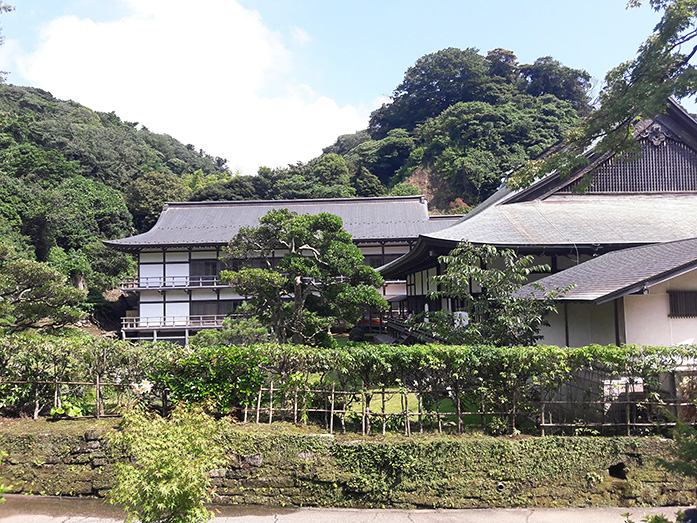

{"left": 193, "top": 48, "right": 591, "bottom": 211}
{"left": 0, "top": 85, "right": 230, "bottom": 295}
{"left": 0, "top": 47, "right": 591, "bottom": 316}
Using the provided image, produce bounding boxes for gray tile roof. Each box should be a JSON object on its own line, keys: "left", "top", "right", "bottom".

{"left": 425, "top": 194, "right": 697, "bottom": 247}
{"left": 105, "top": 196, "right": 463, "bottom": 250}
{"left": 521, "top": 237, "right": 697, "bottom": 302}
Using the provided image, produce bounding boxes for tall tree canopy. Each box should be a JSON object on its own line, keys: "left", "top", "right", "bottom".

{"left": 0, "top": 242, "right": 87, "bottom": 334}
{"left": 0, "top": 85, "right": 230, "bottom": 295}
{"left": 368, "top": 47, "right": 591, "bottom": 139}
{"left": 220, "top": 209, "right": 387, "bottom": 346}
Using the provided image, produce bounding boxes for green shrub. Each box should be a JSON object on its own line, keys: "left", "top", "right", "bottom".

{"left": 0, "top": 451, "right": 10, "bottom": 503}
{"left": 108, "top": 404, "right": 225, "bottom": 523}
{"left": 348, "top": 327, "right": 365, "bottom": 342}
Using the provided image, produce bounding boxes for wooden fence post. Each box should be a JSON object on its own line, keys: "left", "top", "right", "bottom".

{"left": 455, "top": 385, "right": 462, "bottom": 434}
{"left": 625, "top": 381, "right": 631, "bottom": 437}
{"left": 268, "top": 381, "right": 274, "bottom": 425}
{"left": 361, "top": 380, "right": 366, "bottom": 436}
{"left": 540, "top": 384, "right": 546, "bottom": 437}
{"left": 95, "top": 374, "right": 101, "bottom": 419}
{"left": 381, "top": 387, "right": 386, "bottom": 436}
{"left": 255, "top": 385, "right": 263, "bottom": 424}
{"left": 294, "top": 385, "right": 298, "bottom": 424}
{"left": 403, "top": 388, "right": 411, "bottom": 437}
{"left": 330, "top": 382, "right": 335, "bottom": 434}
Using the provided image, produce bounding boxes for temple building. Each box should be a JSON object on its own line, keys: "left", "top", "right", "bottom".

{"left": 379, "top": 99, "right": 697, "bottom": 347}
{"left": 105, "top": 196, "right": 461, "bottom": 343}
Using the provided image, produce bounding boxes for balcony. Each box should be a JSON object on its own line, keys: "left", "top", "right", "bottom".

{"left": 120, "top": 276, "right": 225, "bottom": 291}
{"left": 121, "top": 314, "right": 238, "bottom": 331}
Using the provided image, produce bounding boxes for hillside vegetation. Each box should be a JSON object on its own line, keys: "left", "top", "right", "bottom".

{"left": 0, "top": 85, "right": 230, "bottom": 289}
{"left": 193, "top": 48, "right": 589, "bottom": 211}
{"left": 0, "top": 47, "right": 590, "bottom": 319}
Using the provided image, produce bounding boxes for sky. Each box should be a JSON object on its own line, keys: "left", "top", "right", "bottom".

{"left": 0, "top": 0, "right": 665, "bottom": 176}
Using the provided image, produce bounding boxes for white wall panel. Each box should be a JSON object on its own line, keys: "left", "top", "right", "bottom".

{"left": 140, "top": 252, "right": 163, "bottom": 263}
{"left": 165, "top": 251, "right": 189, "bottom": 262}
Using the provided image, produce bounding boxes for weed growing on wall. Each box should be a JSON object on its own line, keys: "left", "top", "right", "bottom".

{"left": 108, "top": 405, "right": 225, "bottom": 523}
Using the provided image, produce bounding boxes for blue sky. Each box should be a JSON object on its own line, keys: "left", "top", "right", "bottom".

{"left": 0, "top": 0, "right": 663, "bottom": 175}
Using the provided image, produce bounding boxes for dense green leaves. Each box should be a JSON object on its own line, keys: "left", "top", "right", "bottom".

{"left": 221, "top": 209, "right": 387, "bottom": 346}
{"left": 0, "top": 243, "right": 87, "bottom": 334}
{"left": 109, "top": 404, "right": 226, "bottom": 523}
{"left": 411, "top": 96, "right": 578, "bottom": 206}
{"left": 424, "top": 242, "right": 572, "bottom": 346}
{"left": 0, "top": 85, "right": 230, "bottom": 298}
{"left": 147, "top": 341, "right": 696, "bottom": 435}
{"left": 125, "top": 171, "right": 190, "bottom": 232}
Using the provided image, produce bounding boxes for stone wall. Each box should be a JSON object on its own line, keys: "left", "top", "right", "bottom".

{"left": 1, "top": 429, "right": 695, "bottom": 508}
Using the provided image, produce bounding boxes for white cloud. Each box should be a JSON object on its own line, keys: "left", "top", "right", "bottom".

{"left": 291, "top": 26, "right": 311, "bottom": 46}
{"left": 3, "top": 0, "right": 370, "bottom": 174}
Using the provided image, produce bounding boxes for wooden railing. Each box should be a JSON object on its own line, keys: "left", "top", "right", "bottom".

{"left": 121, "top": 276, "right": 223, "bottom": 290}
{"left": 121, "top": 314, "right": 239, "bottom": 330}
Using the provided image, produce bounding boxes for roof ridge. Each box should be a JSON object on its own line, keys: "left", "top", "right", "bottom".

{"left": 163, "top": 195, "right": 427, "bottom": 207}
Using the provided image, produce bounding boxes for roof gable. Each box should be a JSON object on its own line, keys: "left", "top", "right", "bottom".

{"left": 504, "top": 98, "right": 697, "bottom": 203}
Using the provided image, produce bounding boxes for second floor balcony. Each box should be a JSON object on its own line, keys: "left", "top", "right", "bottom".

{"left": 121, "top": 314, "right": 243, "bottom": 331}
{"left": 121, "top": 276, "right": 226, "bottom": 291}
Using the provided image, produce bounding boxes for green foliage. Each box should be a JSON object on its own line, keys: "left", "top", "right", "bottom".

{"left": 221, "top": 209, "right": 387, "bottom": 346}
{"left": 369, "top": 47, "right": 491, "bottom": 137}
{"left": 520, "top": 56, "right": 592, "bottom": 114}
{"left": 351, "top": 167, "right": 386, "bottom": 197}
{"left": 0, "top": 242, "right": 87, "bottom": 334}
{"left": 109, "top": 404, "right": 226, "bottom": 523}
{"left": 0, "top": 85, "right": 226, "bottom": 288}
{"left": 413, "top": 95, "right": 578, "bottom": 206}
{"left": 388, "top": 183, "right": 420, "bottom": 196}
{"left": 624, "top": 512, "right": 684, "bottom": 523}
{"left": 369, "top": 47, "right": 589, "bottom": 140}
{"left": 423, "top": 241, "right": 572, "bottom": 346}
{"left": 1, "top": 331, "right": 694, "bottom": 435}
{"left": 348, "top": 326, "right": 365, "bottom": 342}
{"left": 658, "top": 422, "right": 697, "bottom": 480}
{"left": 344, "top": 129, "right": 415, "bottom": 185}
{"left": 50, "top": 399, "right": 84, "bottom": 418}
{"left": 152, "top": 344, "right": 270, "bottom": 412}
{"left": 125, "top": 171, "right": 190, "bottom": 232}
{"left": 0, "top": 450, "right": 9, "bottom": 504}
{"left": 189, "top": 315, "right": 269, "bottom": 347}
{"left": 0, "top": 330, "right": 172, "bottom": 417}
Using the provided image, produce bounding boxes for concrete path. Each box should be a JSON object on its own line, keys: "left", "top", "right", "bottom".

{"left": 1, "top": 495, "right": 695, "bottom": 523}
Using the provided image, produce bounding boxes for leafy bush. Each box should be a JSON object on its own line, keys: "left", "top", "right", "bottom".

{"left": 0, "top": 450, "right": 9, "bottom": 503}
{"left": 348, "top": 327, "right": 365, "bottom": 342}
{"left": 109, "top": 404, "right": 225, "bottom": 523}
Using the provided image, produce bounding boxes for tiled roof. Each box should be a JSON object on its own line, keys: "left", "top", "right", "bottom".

{"left": 521, "top": 237, "right": 697, "bottom": 302}
{"left": 105, "top": 196, "right": 463, "bottom": 250}
{"left": 424, "top": 194, "right": 697, "bottom": 247}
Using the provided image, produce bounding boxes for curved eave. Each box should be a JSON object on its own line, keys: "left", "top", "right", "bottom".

{"left": 103, "top": 235, "right": 422, "bottom": 253}
{"left": 102, "top": 240, "right": 228, "bottom": 252}
{"left": 378, "top": 237, "right": 455, "bottom": 278}
{"left": 379, "top": 238, "right": 653, "bottom": 279}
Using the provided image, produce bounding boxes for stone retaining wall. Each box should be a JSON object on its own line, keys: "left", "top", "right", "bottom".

{"left": 1, "top": 429, "right": 695, "bottom": 508}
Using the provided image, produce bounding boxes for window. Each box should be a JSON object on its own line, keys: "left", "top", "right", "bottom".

{"left": 668, "top": 290, "right": 697, "bottom": 318}
{"left": 190, "top": 300, "right": 241, "bottom": 316}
